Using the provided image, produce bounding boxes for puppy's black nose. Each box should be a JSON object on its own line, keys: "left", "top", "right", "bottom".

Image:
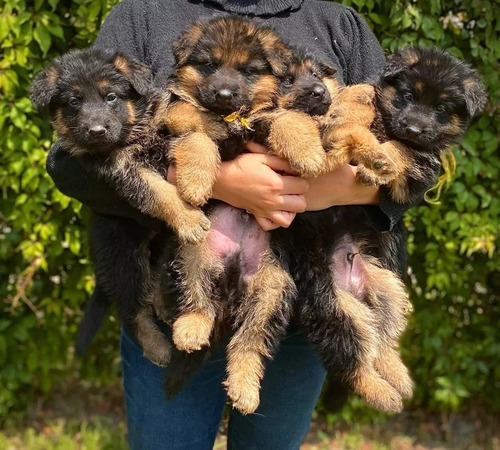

{"left": 88, "top": 125, "right": 107, "bottom": 137}
{"left": 311, "top": 84, "right": 325, "bottom": 98}
{"left": 406, "top": 125, "right": 422, "bottom": 136}
{"left": 216, "top": 89, "right": 234, "bottom": 101}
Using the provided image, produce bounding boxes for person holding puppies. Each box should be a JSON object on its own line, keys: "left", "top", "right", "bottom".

{"left": 45, "top": 0, "right": 435, "bottom": 448}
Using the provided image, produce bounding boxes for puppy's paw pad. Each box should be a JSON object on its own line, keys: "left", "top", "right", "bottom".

{"left": 172, "top": 313, "right": 212, "bottom": 353}
{"left": 356, "top": 164, "right": 394, "bottom": 186}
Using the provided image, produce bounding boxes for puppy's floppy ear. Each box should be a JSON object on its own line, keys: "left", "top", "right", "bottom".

{"left": 383, "top": 51, "right": 408, "bottom": 81}
{"left": 172, "top": 22, "right": 204, "bottom": 66}
{"left": 113, "top": 54, "right": 153, "bottom": 96}
{"left": 259, "top": 30, "right": 292, "bottom": 77}
{"left": 30, "top": 63, "right": 59, "bottom": 112}
{"left": 462, "top": 71, "right": 487, "bottom": 118}
{"left": 319, "top": 61, "right": 337, "bottom": 78}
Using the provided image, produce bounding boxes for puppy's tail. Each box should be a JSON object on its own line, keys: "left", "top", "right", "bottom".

{"left": 75, "top": 284, "right": 111, "bottom": 356}
{"left": 320, "top": 376, "right": 351, "bottom": 413}
{"left": 164, "top": 347, "right": 211, "bottom": 399}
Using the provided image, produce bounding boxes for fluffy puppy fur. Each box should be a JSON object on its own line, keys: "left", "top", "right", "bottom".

{"left": 293, "top": 47, "right": 486, "bottom": 412}
{"left": 320, "top": 46, "right": 487, "bottom": 203}
{"left": 162, "top": 17, "right": 346, "bottom": 414}
{"left": 30, "top": 48, "right": 209, "bottom": 366}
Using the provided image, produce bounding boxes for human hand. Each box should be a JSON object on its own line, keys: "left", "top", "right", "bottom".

{"left": 168, "top": 141, "right": 309, "bottom": 231}
{"left": 304, "top": 164, "right": 380, "bottom": 211}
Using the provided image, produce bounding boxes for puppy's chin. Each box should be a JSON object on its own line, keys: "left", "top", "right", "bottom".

{"left": 307, "top": 101, "right": 330, "bottom": 116}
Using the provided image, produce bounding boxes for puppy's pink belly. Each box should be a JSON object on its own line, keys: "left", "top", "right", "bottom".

{"left": 330, "top": 236, "right": 366, "bottom": 299}
{"left": 207, "top": 205, "right": 269, "bottom": 276}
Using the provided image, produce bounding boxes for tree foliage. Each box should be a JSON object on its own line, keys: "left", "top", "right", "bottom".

{"left": 0, "top": 0, "right": 498, "bottom": 418}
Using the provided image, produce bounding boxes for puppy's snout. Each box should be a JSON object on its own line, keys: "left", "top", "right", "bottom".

{"left": 88, "top": 125, "right": 107, "bottom": 137}
{"left": 311, "top": 84, "right": 326, "bottom": 98}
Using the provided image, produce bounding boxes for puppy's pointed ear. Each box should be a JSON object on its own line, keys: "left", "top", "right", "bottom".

{"left": 113, "top": 54, "right": 153, "bottom": 96}
{"left": 259, "top": 31, "right": 292, "bottom": 77}
{"left": 463, "top": 72, "right": 487, "bottom": 118}
{"left": 172, "top": 23, "right": 204, "bottom": 66}
{"left": 30, "top": 64, "right": 59, "bottom": 112}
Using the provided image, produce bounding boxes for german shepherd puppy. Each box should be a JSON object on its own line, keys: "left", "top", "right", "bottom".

{"left": 30, "top": 48, "right": 210, "bottom": 366}
{"left": 292, "top": 46, "right": 487, "bottom": 412}
{"left": 162, "top": 17, "right": 343, "bottom": 414}
{"left": 320, "top": 46, "right": 487, "bottom": 203}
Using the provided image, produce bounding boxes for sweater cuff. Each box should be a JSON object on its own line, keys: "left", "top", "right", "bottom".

{"left": 363, "top": 187, "right": 407, "bottom": 232}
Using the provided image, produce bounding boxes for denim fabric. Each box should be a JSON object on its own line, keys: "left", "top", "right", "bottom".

{"left": 121, "top": 327, "right": 326, "bottom": 450}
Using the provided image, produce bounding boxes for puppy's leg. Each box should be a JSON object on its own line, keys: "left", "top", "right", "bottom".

{"left": 324, "top": 124, "right": 397, "bottom": 184}
{"left": 90, "top": 214, "right": 172, "bottom": 367}
{"left": 373, "top": 345, "right": 413, "bottom": 399}
{"left": 172, "top": 241, "right": 223, "bottom": 353}
{"left": 225, "top": 254, "right": 294, "bottom": 415}
{"left": 267, "top": 110, "right": 325, "bottom": 177}
{"left": 171, "top": 132, "right": 220, "bottom": 206}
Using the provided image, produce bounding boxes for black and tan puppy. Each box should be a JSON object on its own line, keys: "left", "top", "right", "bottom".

{"left": 161, "top": 17, "right": 339, "bottom": 414}
{"left": 293, "top": 47, "right": 486, "bottom": 412}
{"left": 30, "top": 48, "right": 210, "bottom": 366}
{"left": 320, "top": 46, "right": 487, "bottom": 203}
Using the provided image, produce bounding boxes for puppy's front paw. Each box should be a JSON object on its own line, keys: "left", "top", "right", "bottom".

{"left": 172, "top": 312, "right": 213, "bottom": 353}
{"left": 288, "top": 145, "right": 325, "bottom": 177}
{"left": 176, "top": 212, "right": 211, "bottom": 244}
{"left": 177, "top": 180, "right": 213, "bottom": 207}
{"left": 225, "top": 376, "right": 261, "bottom": 415}
{"left": 356, "top": 160, "right": 396, "bottom": 187}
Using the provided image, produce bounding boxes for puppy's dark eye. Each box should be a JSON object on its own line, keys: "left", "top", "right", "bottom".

{"left": 283, "top": 77, "right": 294, "bottom": 87}
{"left": 437, "top": 104, "right": 446, "bottom": 112}
{"left": 69, "top": 97, "right": 79, "bottom": 107}
{"left": 205, "top": 62, "right": 215, "bottom": 69}
{"left": 106, "top": 93, "right": 118, "bottom": 103}
{"left": 403, "top": 92, "right": 413, "bottom": 102}
{"left": 312, "top": 72, "right": 319, "bottom": 79}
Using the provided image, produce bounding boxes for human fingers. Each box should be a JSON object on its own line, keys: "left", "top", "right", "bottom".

{"left": 268, "top": 210, "right": 296, "bottom": 228}
{"left": 255, "top": 216, "right": 280, "bottom": 231}
{"left": 246, "top": 141, "right": 268, "bottom": 154}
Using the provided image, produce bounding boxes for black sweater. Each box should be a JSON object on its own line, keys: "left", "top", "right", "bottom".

{"left": 45, "top": 0, "right": 415, "bottom": 231}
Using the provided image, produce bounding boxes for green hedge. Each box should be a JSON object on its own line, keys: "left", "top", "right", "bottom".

{"left": 1, "top": 0, "right": 498, "bottom": 419}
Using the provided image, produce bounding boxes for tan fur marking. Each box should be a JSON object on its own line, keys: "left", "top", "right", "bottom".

{"left": 171, "top": 132, "right": 221, "bottom": 206}
{"left": 98, "top": 79, "right": 110, "bottom": 89}
{"left": 267, "top": 110, "right": 325, "bottom": 176}
{"left": 114, "top": 55, "right": 130, "bottom": 74}
{"left": 441, "top": 114, "right": 462, "bottom": 136}
{"left": 415, "top": 80, "right": 424, "bottom": 91}
{"left": 402, "top": 50, "right": 419, "bottom": 65}
{"left": 52, "top": 109, "right": 69, "bottom": 137}
{"left": 373, "top": 345, "right": 413, "bottom": 399}
{"left": 225, "top": 254, "right": 294, "bottom": 414}
{"left": 250, "top": 74, "right": 278, "bottom": 110}
{"left": 172, "top": 312, "right": 215, "bottom": 352}
{"left": 176, "top": 66, "right": 203, "bottom": 99}
{"left": 137, "top": 167, "right": 210, "bottom": 242}
{"left": 47, "top": 66, "right": 59, "bottom": 86}
{"left": 126, "top": 101, "right": 136, "bottom": 125}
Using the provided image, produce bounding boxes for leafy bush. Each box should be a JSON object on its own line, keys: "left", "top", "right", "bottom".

{"left": 1, "top": 0, "right": 498, "bottom": 419}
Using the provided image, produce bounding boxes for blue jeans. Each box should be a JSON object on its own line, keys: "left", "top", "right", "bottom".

{"left": 121, "top": 326, "right": 326, "bottom": 450}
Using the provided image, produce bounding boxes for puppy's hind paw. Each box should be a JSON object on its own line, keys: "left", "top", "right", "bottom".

{"left": 225, "top": 377, "right": 261, "bottom": 415}
{"left": 172, "top": 313, "right": 213, "bottom": 353}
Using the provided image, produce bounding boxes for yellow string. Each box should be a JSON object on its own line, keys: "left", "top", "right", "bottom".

{"left": 424, "top": 148, "right": 457, "bottom": 205}
{"left": 223, "top": 107, "right": 253, "bottom": 130}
